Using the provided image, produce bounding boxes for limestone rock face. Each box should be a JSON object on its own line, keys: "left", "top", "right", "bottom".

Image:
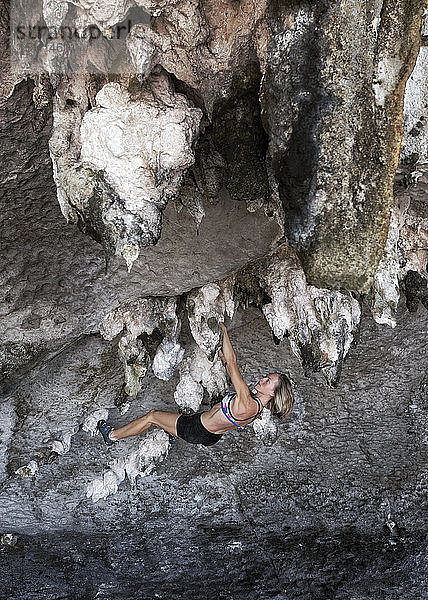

{"left": 259, "top": 0, "right": 425, "bottom": 293}
{"left": 43, "top": 0, "right": 135, "bottom": 32}
{"left": 51, "top": 73, "right": 202, "bottom": 269}
{"left": 0, "top": 77, "right": 279, "bottom": 383}
{"left": 401, "top": 16, "right": 428, "bottom": 164}
{"left": 86, "top": 428, "right": 170, "bottom": 502}
{"left": 174, "top": 347, "right": 227, "bottom": 412}
{"left": 228, "top": 244, "right": 361, "bottom": 386}
{"left": 1, "top": 1, "right": 428, "bottom": 597}
{"left": 128, "top": 0, "right": 266, "bottom": 115}
{"left": 186, "top": 281, "right": 235, "bottom": 362}
{"left": 369, "top": 164, "right": 428, "bottom": 326}
{"left": 100, "top": 296, "right": 183, "bottom": 396}
{"left": 8, "top": 0, "right": 426, "bottom": 291}
{"left": 1, "top": 306, "right": 427, "bottom": 598}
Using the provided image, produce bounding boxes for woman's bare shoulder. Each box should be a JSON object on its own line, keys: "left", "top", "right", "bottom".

{"left": 234, "top": 388, "right": 255, "bottom": 410}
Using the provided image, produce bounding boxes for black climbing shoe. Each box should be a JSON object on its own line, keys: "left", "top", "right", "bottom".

{"left": 168, "top": 434, "right": 178, "bottom": 447}
{"left": 97, "top": 420, "right": 116, "bottom": 446}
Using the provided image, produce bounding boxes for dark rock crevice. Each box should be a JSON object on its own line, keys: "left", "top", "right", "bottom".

{"left": 263, "top": 1, "right": 329, "bottom": 247}
{"left": 211, "top": 60, "right": 269, "bottom": 210}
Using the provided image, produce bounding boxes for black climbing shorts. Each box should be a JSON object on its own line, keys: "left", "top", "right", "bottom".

{"left": 176, "top": 413, "right": 223, "bottom": 447}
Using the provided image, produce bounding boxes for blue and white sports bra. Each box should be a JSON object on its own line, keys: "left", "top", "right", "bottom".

{"left": 221, "top": 392, "right": 264, "bottom": 428}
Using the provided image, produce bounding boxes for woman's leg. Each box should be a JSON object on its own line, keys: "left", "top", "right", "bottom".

{"left": 110, "top": 409, "right": 180, "bottom": 441}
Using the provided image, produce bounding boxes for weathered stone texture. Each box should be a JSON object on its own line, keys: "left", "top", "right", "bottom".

{"left": 0, "top": 305, "right": 426, "bottom": 597}
{"left": 402, "top": 41, "right": 428, "bottom": 164}
{"left": 369, "top": 163, "right": 428, "bottom": 325}
{"left": 6, "top": 0, "right": 425, "bottom": 294}
{"left": 0, "top": 79, "right": 280, "bottom": 382}
{"left": 260, "top": 0, "right": 425, "bottom": 293}
{"left": 51, "top": 73, "right": 203, "bottom": 269}
{"left": 1, "top": 2, "right": 428, "bottom": 597}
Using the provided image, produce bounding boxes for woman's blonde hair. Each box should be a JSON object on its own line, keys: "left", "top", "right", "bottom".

{"left": 268, "top": 372, "right": 294, "bottom": 418}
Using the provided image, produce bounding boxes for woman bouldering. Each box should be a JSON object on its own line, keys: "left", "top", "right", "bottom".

{"left": 98, "top": 323, "right": 294, "bottom": 447}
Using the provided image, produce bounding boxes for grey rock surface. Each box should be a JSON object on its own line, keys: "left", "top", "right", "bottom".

{"left": 1, "top": 1, "right": 428, "bottom": 598}
{"left": 0, "top": 305, "right": 427, "bottom": 598}
{"left": 402, "top": 14, "right": 428, "bottom": 164}
{"left": 51, "top": 73, "right": 203, "bottom": 269}
{"left": 0, "top": 78, "right": 280, "bottom": 382}
{"left": 9, "top": 0, "right": 425, "bottom": 292}
{"left": 368, "top": 164, "right": 428, "bottom": 326}
{"left": 259, "top": 0, "right": 425, "bottom": 292}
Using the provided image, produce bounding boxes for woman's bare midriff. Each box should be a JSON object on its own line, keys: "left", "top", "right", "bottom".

{"left": 201, "top": 395, "right": 260, "bottom": 435}
{"left": 200, "top": 403, "right": 236, "bottom": 435}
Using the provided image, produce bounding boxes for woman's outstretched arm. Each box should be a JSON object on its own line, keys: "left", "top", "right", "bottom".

{"left": 219, "top": 323, "right": 252, "bottom": 403}
{"left": 218, "top": 322, "right": 236, "bottom": 364}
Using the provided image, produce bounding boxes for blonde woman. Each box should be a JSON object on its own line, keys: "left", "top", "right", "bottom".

{"left": 98, "top": 323, "right": 294, "bottom": 447}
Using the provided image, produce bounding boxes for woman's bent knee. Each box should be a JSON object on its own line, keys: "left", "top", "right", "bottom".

{"left": 147, "top": 409, "right": 158, "bottom": 423}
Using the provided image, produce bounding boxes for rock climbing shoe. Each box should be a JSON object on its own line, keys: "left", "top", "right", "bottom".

{"left": 97, "top": 420, "right": 116, "bottom": 446}
{"left": 168, "top": 433, "right": 178, "bottom": 447}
